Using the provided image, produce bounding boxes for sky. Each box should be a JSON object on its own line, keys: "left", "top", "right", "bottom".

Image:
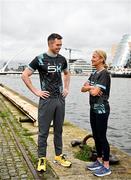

{"left": 0, "top": 0, "right": 131, "bottom": 66}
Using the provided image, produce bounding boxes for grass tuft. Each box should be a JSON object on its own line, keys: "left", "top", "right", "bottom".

{"left": 74, "top": 144, "right": 92, "bottom": 162}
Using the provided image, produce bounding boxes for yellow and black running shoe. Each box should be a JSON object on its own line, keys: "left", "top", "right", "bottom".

{"left": 37, "top": 157, "right": 46, "bottom": 172}
{"left": 54, "top": 154, "right": 72, "bottom": 167}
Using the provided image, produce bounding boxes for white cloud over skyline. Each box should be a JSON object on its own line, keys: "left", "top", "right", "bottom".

{"left": 0, "top": 0, "right": 131, "bottom": 65}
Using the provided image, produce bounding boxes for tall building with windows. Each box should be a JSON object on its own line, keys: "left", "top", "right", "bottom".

{"left": 112, "top": 34, "right": 131, "bottom": 68}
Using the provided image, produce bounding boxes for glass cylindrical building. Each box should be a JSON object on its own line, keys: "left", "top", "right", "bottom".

{"left": 112, "top": 34, "right": 131, "bottom": 67}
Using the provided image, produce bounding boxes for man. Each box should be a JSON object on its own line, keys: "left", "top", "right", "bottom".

{"left": 21, "top": 33, "right": 71, "bottom": 172}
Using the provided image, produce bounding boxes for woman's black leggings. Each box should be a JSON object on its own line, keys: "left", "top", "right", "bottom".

{"left": 90, "top": 109, "right": 110, "bottom": 161}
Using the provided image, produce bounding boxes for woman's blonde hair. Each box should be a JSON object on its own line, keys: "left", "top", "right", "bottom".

{"left": 94, "top": 50, "right": 108, "bottom": 69}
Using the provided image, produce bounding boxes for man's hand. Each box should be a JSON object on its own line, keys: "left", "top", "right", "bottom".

{"left": 21, "top": 68, "right": 50, "bottom": 99}
{"left": 62, "top": 88, "right": 69, "bottom": 97}
{"left": 62, "top": 69, "right": 70, "bottom": 98}
{"left": 34, "top": 89, "right": 50, "bottom": 99}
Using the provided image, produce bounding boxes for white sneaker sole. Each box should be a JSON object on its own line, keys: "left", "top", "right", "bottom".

{"left": 94, "top": 171, "right": 111, "bottom": 177}
{"left": 87, "top": 166, "right": 102, "bottom": 171}
{"left": 53, "top": 160, "right": 72, "bottom": 167}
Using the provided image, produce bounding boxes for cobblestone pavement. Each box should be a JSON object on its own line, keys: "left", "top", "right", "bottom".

{"left": 0, "top": 114, "right": 34, "bottom": 179}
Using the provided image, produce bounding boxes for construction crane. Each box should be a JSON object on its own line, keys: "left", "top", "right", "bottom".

{"left": 65, "top": 48, "right": 81, "bottom": 61}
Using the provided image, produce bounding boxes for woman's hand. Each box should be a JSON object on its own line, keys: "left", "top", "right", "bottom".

{"left": 81, "top": 82, "right": 92, "bottom": 92}
{"left": 90, "top": 87, "right": 103, "bottom": 96}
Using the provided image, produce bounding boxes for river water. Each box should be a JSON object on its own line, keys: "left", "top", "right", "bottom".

{"left": 0, "top": 74, "right": 131, "bottom": 155}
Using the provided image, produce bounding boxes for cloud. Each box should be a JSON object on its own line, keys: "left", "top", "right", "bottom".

{"left": 0, "top": 0, "right": 130, "bottom": 63}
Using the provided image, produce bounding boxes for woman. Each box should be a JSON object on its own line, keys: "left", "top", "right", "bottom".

{"left": 81, "top": 50, "right": 111, "bottom": 177}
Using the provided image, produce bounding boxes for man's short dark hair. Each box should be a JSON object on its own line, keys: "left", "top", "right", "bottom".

{"left": 47, "top": 33, "right": 63, "bottom": 42}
